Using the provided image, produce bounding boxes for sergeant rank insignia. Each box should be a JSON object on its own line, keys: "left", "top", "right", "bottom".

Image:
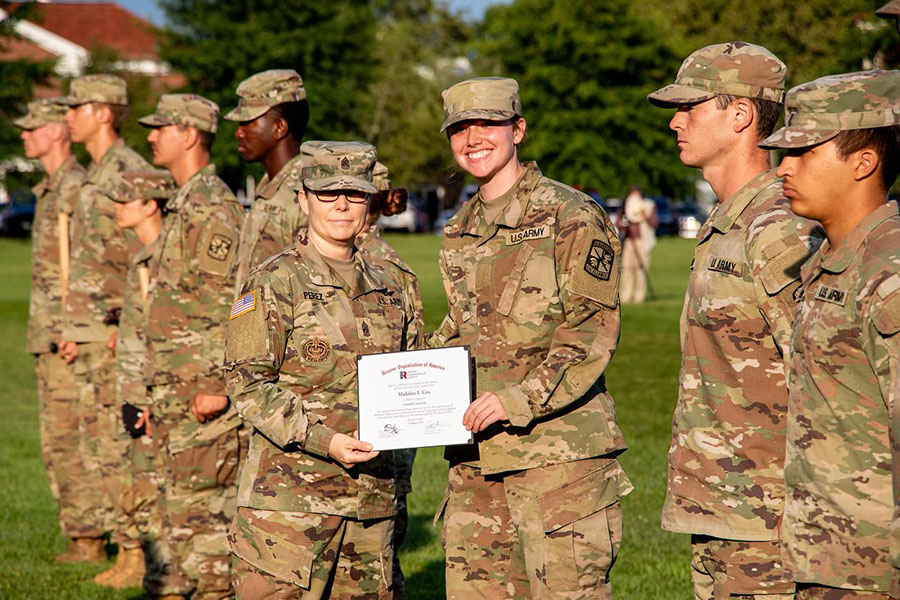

{"left": 208, "top": 234, "right": 234, "bottom": 261}
{"left": 302, "top": 337, "right": 330, "bottom": 361}
{"left": 340, "top": 157, "right": 351, "bottom": 170}
{"left": 584, "top": 239, "right": 614, "bottom": 281}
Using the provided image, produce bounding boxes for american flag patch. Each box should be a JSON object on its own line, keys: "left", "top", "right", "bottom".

{"left": 230, "top": 290, "right": 256, "bottom": 319}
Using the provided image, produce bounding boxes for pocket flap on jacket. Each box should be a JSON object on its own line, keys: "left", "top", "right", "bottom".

{"left": 168, "top": 403, "right": 241, "bottom": 455}
{"left": 539, "top": 461, "right": 632, "bottom": 533}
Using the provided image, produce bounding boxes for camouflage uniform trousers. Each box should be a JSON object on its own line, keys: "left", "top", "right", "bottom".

{"left": 794, "top": 584, "right": 891, "bottom": 599}
{"left": 126, "top": 430, "right": 163, "bottom": 547}
{"left": 442, "top": 458, "right": 623, "bottom": 600}
{"left": 70, "top": 341, "right": 136, "bottom": 544}
{"left": 228, "top": 507, "right": 394, "bottom": 600}
{"left": 34, "top": 351, "right": 99, "bottom": 538}
{"left": 145, "top": 381, "right": 242, "bottom": 599}
{"left": 690, "top": 535, "right": 795, "bottom": 600}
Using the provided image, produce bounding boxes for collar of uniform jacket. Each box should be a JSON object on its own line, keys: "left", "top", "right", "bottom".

{"left": 164, "top": 163, "right": 217, "bottom": 213}
{"left": 804, "top": 200, "right": 899, "bottom": 278}
{"left": 34, "top": 155, "right": 78, "bottom": 198}
{"left": 697, "top": 169, "right": 780, "bottom": 243}
{"left": 86, "top": 137, "right": 128, "bottom": 183}
{"left": 258, "top": 152, "right": 303, "bottom": 200}
{"left": 456, "top": 161, "right": 543, "bottom": 236}
{"left": 131, "top": 238, "right": 158, "bottom": 268}
{"left": 295, "top": 227, "right": 387, "bottom": 298}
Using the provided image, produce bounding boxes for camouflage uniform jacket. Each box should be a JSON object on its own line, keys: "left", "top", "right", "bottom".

{"left": 661, "top": 169, "right": 823, "bottom": 541}
{"left": 224, "top": 230, "right": 423, "bottom": 517}
{"left": 117, "top": 241, "right": 156, "bottom": 407}
{"left": 783, "top": 201, "right": 900, "bottom": 591}
{"left": 234, "top": 153, "right": 307, "bottom": 288}
{"left": 431, "top": 162, "right": 632, "bottom": 489}
{"left": 356, "top": 225, "right": 423, "bottom": 495}
{"left": 26, "top": 156, "right": 85, "bottom": 354}
{"left": 63, "top": 139, "right": 147, "bottom": 343}
{"left": 144, "top": 164, "right": 242, "bottom": 395}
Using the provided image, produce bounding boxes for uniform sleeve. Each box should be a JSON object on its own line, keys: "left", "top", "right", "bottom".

{"left": 57, "top": 169, "right": 84, "bottom": 217}
{"left": 496, "top": 203, "right": 621, "bottom": 426}
{"left": 224, "top": 272, "right": 337, "bottom": 457}
{"left": 427, "top": 247, "right": 460, "bottom": 349}
{"left": 402, "top": 271, "right": 425, "bottom": 352}
{"left": 184, "top": 198, "right": 241, "bottom": 396}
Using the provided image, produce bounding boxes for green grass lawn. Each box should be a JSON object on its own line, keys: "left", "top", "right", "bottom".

{"left": 0, "top": 233, "right": 695, "bottom": 599}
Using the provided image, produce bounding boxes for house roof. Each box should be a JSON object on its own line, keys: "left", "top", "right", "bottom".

{"left": 5, "top": 2, "right": 160, "bottom": 60}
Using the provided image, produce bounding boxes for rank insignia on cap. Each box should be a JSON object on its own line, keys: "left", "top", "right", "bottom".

{"left": 230, "top": 290, "right": 256, "bottom": 319}
{"left": 302, "top": 337, "right": 330, "bottom": 361}
{"left": 340, "top": 157, "right": 351, "bottom": 170}
{"left": 584, "top": 240, "right": 614, "bottom": 281}
{"left": 208, "top": 234, "right": 234, "bottom": 261}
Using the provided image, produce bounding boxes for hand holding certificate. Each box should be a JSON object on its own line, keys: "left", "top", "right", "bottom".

{"left": 357, "top": 346, "right": 474, "bottom": 451}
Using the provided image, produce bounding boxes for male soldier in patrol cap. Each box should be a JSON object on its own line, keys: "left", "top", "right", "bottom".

{"left": 224, "top": 69, "right": 309, "bottom": 288}
{"left": 57, "top": 73, "right": 151, "bottom": 563}
{"left": 648, "top": 43, "right": 823, "bottom": 599}
{"left": 15, "top": 98, "right": 91, "bottom": 562}
{"left": 432, "top": 77, "right": 632, "bottom": 600}
{"left": 97, "top": 168, "right": 175, "bottom": 588}
{"left": 138, "top": 93, "right": 244, "bottom": 599}
{"left": 759, "top": 69, "right": 900, "bottom": 600}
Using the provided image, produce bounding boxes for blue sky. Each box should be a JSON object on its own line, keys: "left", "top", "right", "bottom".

{"left": 116, "top": 0, "right": 507, "bottom": 25}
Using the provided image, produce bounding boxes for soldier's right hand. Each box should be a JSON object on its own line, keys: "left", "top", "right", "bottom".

{"left": 58, "top": 341, "right": 78, "bottom": 364}
{"left": 328, "top": 431, "right": 379, "bottom": 469}
{"left": 136, "top": 408, "right": 151, "bottom": 437}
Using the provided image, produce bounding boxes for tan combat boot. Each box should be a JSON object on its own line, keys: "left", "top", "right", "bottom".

{"left": 102, "top": 546, "right": 146, "bottom": 588}
{"left": 55, "top": 537, "right": 107, "bottom": 564}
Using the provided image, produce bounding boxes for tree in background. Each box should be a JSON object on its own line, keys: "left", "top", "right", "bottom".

{"left": 158, "top": 0, "right": 377, "bottom": 190}
{"left": 476, "top": 0, "right": 694, "bottom": 199}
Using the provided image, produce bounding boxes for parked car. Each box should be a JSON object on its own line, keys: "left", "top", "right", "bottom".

{"left": 676, "top": 204, "right": 704, "bottom": 239}
{"left": 652, "top": 197, "right": 678, "bottom": 236}
{"left": 0, "top": 189, "right": 36, "bottom": 236}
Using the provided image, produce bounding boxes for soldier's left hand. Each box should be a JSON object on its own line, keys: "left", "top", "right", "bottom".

{"left": 463, "top": 392, "right": 508, "bottom": 433}
{"left": 106, "top": 330, "right": 117, "bottom": 353}
{"left": 191, "top": 393, "right": 228, "bottom": 423}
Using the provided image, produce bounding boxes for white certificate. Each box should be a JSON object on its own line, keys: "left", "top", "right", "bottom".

{"left": 357, "top": 346, "right": 474, "bottom": 451}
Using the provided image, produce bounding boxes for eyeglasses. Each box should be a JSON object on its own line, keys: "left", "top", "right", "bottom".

{"left": 304, "top": 187, "right": 370, "bottom": 204}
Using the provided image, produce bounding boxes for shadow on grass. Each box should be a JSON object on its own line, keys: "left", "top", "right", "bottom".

{"left": 405, "top": 557, "right": 445, "bottom": 600}
{"left": 400, "top": 513, "right": 439, "bottom": 554}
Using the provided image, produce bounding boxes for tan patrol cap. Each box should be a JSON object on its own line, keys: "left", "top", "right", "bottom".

{"left": 224, "top": 69, "right": 306, "bottom": 122}
{"left": 14, "top": 98, "right": 68, "bottom": 130}
{"left": 300, "top": 141, "right": 378, "bottom": 194}
{"left": 760, "top": 70, "right": 900, "bottom": 149}
{"left": 373, "top": 161, "right": 390, "bottom": 191}
{"left": 60, "top": 74, "right": 128, "bottom": 106}
{"left": 114, "top": 169, "right": 177, "bottom": 204}
{"left": 877, "top": 0, "right": 900, "bottom": 17}
{"left": 648, "top": 42, "right": 786, "bottom": 107}
{"left": 440, "top": 77, "right": 522, "bottom": 133}
{"left": 139, "top": 94, "right": 220, "bottom": 134}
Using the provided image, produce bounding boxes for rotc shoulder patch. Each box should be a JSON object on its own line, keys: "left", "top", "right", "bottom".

{"left": 230, "top": 291, "right": 256, "bottom": 319}
{"left": 584, "top": 240, "right": 614, "bottom": 281}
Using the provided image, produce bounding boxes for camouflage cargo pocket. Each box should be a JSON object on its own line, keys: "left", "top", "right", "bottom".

{"left": 168, "top": 425, "right": 240, "bottom": 493}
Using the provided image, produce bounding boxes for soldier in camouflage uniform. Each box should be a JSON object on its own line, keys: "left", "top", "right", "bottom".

{"left": 647, "top": 43, "right": 823, "bottom": 599}
{"left": 58, "top": 74, "right": 151, "bottom": 562}
{"left": 100, "top": 169, "right": 176, "bottom": 587}
{"left": 15, "top": 98, "right": 93, "bottom": 562}
{"left": 224, "top": 69, "right": 309, "bottom": 289}
{"left": 137, "top": 94, "right": 245, "bottom": 599}
{"left": 431, "top": 77, "right": 632, "bottom": 600}
{"left": 758, "top": 69, "right": 900, "bottom": 600}
{"left": 224, "top": 141, "right": 423, "bottom": 599}
{"left": 356, "top": 161, "right": 418, "bottom": 599}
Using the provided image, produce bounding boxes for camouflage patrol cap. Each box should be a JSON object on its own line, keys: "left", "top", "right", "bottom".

{"left": 648, "top": 42, "right": 786, "bottom": 107}
{"left": 373, "top": 161, "right": 390, "bottom": 191}
{"left": 60, "top": 74, "right": 128, "bottom": 106}
{"left": 138, "top": 94, "right": 220, "bottom": 133}
{"left": 759, "top": 70, "right": 900, "bottom": 149}
{"left": 14, "top": 97, "right": 68, "bottom": 130}
{"left": 877, "top": 0, "right": 900, "bottom": 17}
{"left": 299, "top": 141, "right": 377, "bottom": 194}
{"left": 113, "top": 169, "right": 177, "bottom": 204}
{"left": 440, "top": 77, "right": 522, "bottom": 133}
{"left": 223, "top": 69, "right": 306, "bottom": 122}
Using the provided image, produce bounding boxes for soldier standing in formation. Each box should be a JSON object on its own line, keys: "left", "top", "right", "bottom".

{"left": 224, "top": 140, "right": 423, "bottom": 598}
{"left": 648, "top": 42, "right": 823, "bottom": 599}
{"left": 227, "top": 69, "right": 309, "bottom": 289}
{"left": 58, "top": 74, "right": 151, "bottom": 565}
{"left": 760, "top": 70, "right": 900, "bottom": 600}
{"left": 104, "top": 168, "right": 176, "bottom": 588}
{"left": 15, "top": 98, "right": 89, "bottom": 562}
{"left": 432, "top": 77, "right": 631, "bottom": 600}
{"left": 138, "top": 93, "right": 245, "bottom": 599}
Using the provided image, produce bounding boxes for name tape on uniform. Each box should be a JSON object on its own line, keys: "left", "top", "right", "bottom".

{"left": 506, "top": 225, "right": 549, "bottom": 245}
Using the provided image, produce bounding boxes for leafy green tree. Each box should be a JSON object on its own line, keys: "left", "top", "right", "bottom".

{"left": 158, "top": 0, "right": 377, "bottom": 189}
{"left": 476, "top": 0, "right": 694, "bottom": 198}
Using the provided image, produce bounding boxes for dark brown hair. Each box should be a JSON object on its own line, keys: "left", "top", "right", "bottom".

{"left": 833, "top": 125, "right": 900, "bottom": 191}
{"left": 714, "top": 95, "right": 782, "bottom": 141}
